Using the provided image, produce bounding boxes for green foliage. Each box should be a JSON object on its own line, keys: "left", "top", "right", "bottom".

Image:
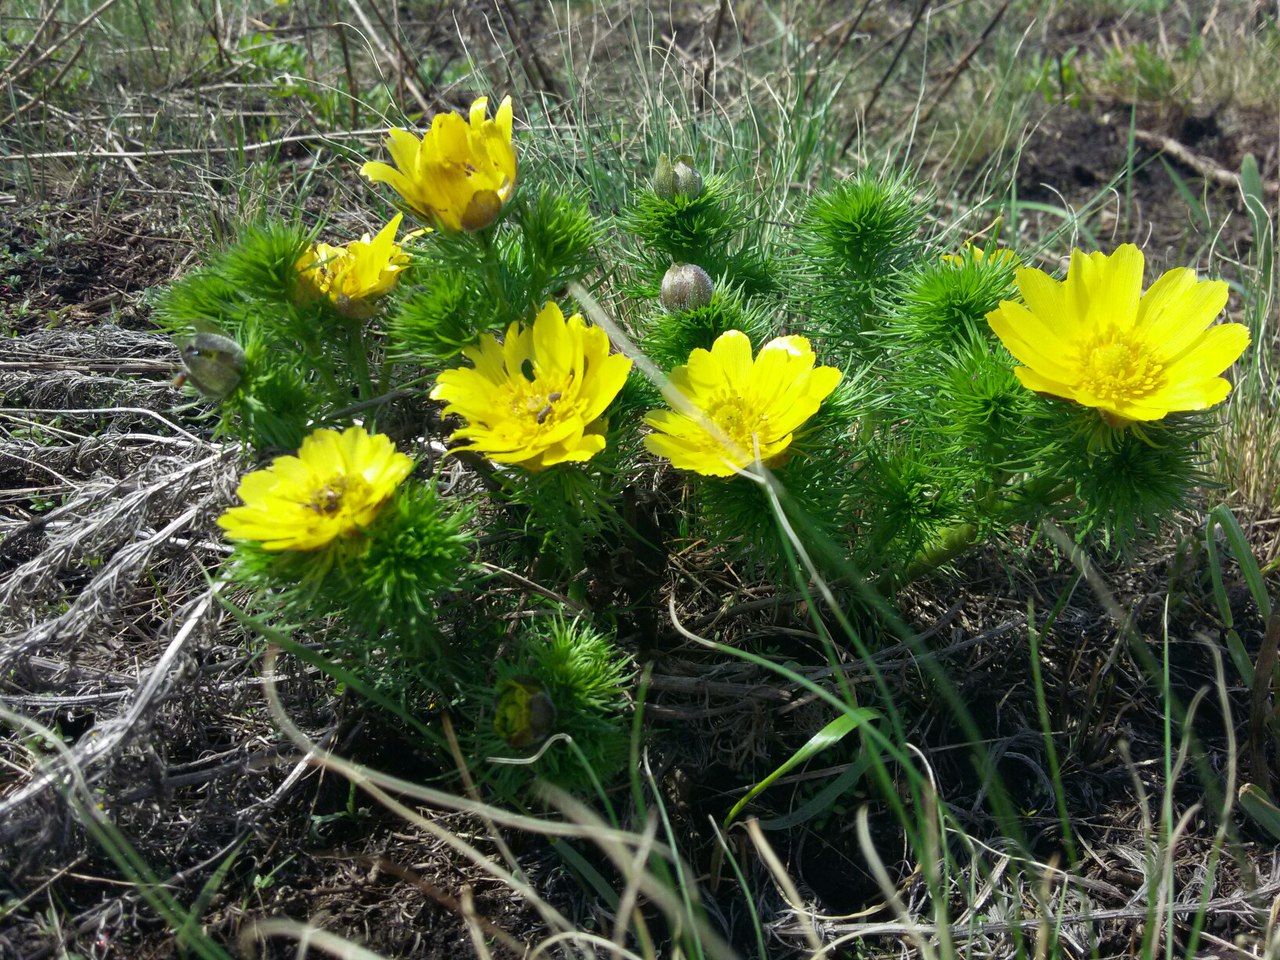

{"left": 1097, "top": 41, "right": 1181, "bottom": 103}
{"left": 621, "top": 175, "right": 743, "bottom": 265}
{"left": 928, "top": 332, "right": 1040, "bottom": 467}
{"left": 389, "top": 268, "right": 492, "bottom": 360}
{"left": 1025, "top": 48, "right": 1084, "bottom": 108}
{"left": 222, "top": 341, "right": 315, "bottom": 452}
{"left": 501, "top": 464, "right": 623, "bottom": 578}
{"left": 474, "top": 617, "right": 632, "bottom": 797}
{"left": 343, "top": 482, "right": 475, "bottom": 654}
{"left": 640, "top": 284, "right": 776, "bottom": 371}
{"left": 510, "top": 188, "right": 600, "bottom": 316}
{"left": 386, "top": 188, "right": 597, "bottom": 363}
{"left": 219, "top": 222, "right": 314, "bottom": 307}
{"left": 856, "top": 441, "right": 972, "bottom": 574}
{"left": 151, "top": 222, "right": 348, "bottom": 452}
{"left": 889, "top": 254, "right": 1017, "bottom": 346}
{"left": 620, "top": 170, "right": 778, "bottom": 298}
{"left": 696, "top": 454, "right": 849, "bottom": 578}
{"left": 799, "top": 170, "right": 929, "bottom": 337}
{"left": 1060, "top": 415, "right": 1211, "bottom": 548}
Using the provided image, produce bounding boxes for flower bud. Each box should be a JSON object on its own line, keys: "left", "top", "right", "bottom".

{"left": 653, "top": 153, "right": 702, "bottom": 200}
{"left": 671, "top": 155, "right": 702, "bottom": 198}
{"left": 660, "top": 263, "right": 714, "bottom": 313}
{"left": 493, "top": 675, "right": 556, "bottom": 749}
{"left": 653, "top": 153, "right": 676, "bottom": 199}
{"left": 178, "top": 332, "right": 245, "bottom": 398}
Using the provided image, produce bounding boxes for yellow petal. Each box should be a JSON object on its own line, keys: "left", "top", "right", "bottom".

{"left": 539, "top": 432, "right": 606, "bottom": 467}
{"left": 502, "top": 320, "right": 534, "bottom": 381}
{"left": 532, "top": 302, "right": 570, "bottom": 379}
{"left": 709, "top": 330, "right": 754, "bottom": 394}
{"left": 643, "top": 431, "right": 736, "bottom": 477}
{"left": 1083, "top": 244, "right": 1144, "bottom": 332}
{"left": 762, "top": 365, "right": 843, "bottom": 438}
{"left": 385, "top": 129, "right": 423, "bottom": 174}
{"left": 1012, "top": 364, "right": 1079, "bottom": 401}
{"left": 749, "top": 336, "right": 816, "bottom": 413}
{"left": 495, "top": 96, "right": 513, "bottom": 139}
{"left": 986, "top": 301, "right": 1078, "bottom": 381}
{"left": 1133, "top": 267, "right": 1197, "bottom": 339}
{"left": 1147, "top": 278, "right": 1230, "bottom": 361}
{"left": 1161, "top": 322, "right": 1250, "bottom": 383}
{"left": 1151, "top": 375, "right": 1233, "bottom": 411}
{"left": 1013, "top": 265, "right": 1092, "bottom": 344}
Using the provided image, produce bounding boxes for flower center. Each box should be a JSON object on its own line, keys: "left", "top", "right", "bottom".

{"left": 510, "top": 372, "right": 574, "bottom": 433}
{"left": 706, "top": 395, "right": 763, "bottom": 455}
{"left": 305, "top": 477, "right": 349, "bottom": 515}
{"left": 303, "top": 474, "right": 372, "bottom": 518}
{"left": 1079, "top": 337, "right": 1164, "bottom": 404}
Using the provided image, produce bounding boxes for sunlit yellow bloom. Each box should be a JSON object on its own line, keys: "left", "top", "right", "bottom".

{"left": 643, "top": 331, "right": 843, "bottom": 477}
{"left": 941, "top": 242, "right": 1019, "bottom": 267}
{"left": 431, "top": 301, "right": 632, "bottom": 470}
{"left": 295, "top": 214, "right": 411, "bottom": 318}
{"left": 986, "top": 244, "right": 1250, "bottom": 425}
{"left": 218, "top": 426, "right": 414, "bottom": 551}
{"left": 361, "top": 96, "right": 516, "bottom": 232}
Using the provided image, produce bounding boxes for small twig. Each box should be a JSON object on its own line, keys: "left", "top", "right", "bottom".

{"left": 2, "top": 0, "right": 118, "bottom": 88}
{"left": 0, "top": 0, "right": 65, "bottom": 85}
{"left": 0, "top": 587, "right": 216, "bottom": 818}
{"left": 491, "top": 0, "right": 565, "bottom": 104}
{"left": 476, "top": 561, "right": 588, "bottom": 617}
{"left": 1133, "top": 127, "right": 1280, "bottom": 197}
{"left": 0, "top": 41, "right": 86, "bottom": 128}
{"left": 1, "top": 126, "right": 390, "bottom": 162}
{"left": 645, "top": 674, "right": 793, "bottom": 703}
{"left": 340, "top": 0, "right": 432, "bottom": 116}
{"left": 844, "top": 0, "right": 932, "bottom": 154}
{"left": 329, "top": 0, "right": 360, "bottom": 129}
{"left": 0, "top": 406, "right": 209, "bottom": 443}
{"left": 698, "top": 0, "right": 730, "bottom": 114}
{"left": 918, "top": 0, "right": 1013, "bottom": 127}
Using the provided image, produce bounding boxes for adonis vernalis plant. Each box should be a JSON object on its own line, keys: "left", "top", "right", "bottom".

{"left": 986, "top": 244, "right": 1250, "bottom": 425}
{"left": 294, "top": 214, "right": 412, "bottom": 318}
{"left": 431, "top": 300, "right": 633, "bottom": 470}
{"left": 218, "top": 426, "right": 413, "bottom": 551}
{"left": 361, "top": 95, "right": 516, "bottom": 232}
{"left": 644, "top": 331, "right": 843, "bottom": 477}
{"left": 157, "top": 90, "right": 1252, "bottom": 802}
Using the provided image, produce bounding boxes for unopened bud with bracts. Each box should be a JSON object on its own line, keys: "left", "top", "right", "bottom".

{"left": 177, "top": 332, "right": 246, "bottom": 398}
{"left": 653, "top": 153, "right": 703, "bottom": 200}
{"left": 660, "top": 263, "right": 714, "bottom": 313}
{"left": 493, "top": 675, "right": 556, "bottom": 749}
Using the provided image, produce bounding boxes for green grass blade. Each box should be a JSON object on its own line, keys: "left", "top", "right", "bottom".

{"left": 724, "top": 710, "right": 871, "bottom": 828}
{"left": 1238, "top": 783, "right": 1280, "bottom": 840}
{"left": 1206, "top": 503, "right": 1274, "bottom": 622}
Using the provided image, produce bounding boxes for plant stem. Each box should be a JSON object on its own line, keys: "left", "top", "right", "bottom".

{"left": 903, "top": 476, "right": 1075, "bottom": 582}
{"left": 477, "top": 227, "right": 513, "bottom": 320}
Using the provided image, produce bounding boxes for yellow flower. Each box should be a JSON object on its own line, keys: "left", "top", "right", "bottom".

{"left": 643, "top": 331, "right": 843, "bottom": 477}
{"left": 941, "top": 242, "right": 1019, "bottom": 267}
{"left": 218, "top": 426, "right": 414, "bottom": 551}
{"left": 361, "top": 96, "right": 516, "bottom": 232}
{"left": 295, "top": 214, "right": 411, "bottom": 318}
{"left": 986, "top": 244, "right": 1251, "bottom": 425}
{"left": 430, "top": 301, "right": 633, "bottom": 470}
